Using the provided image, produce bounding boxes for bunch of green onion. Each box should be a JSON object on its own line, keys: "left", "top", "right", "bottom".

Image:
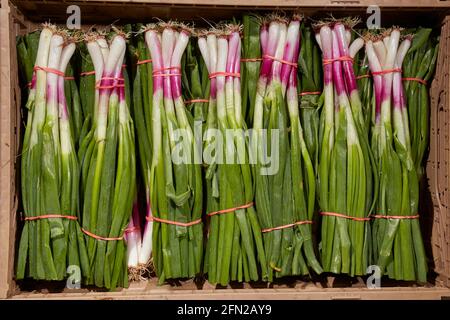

{"left": 144, "top": 22, "right": 203, "bottom": 283}
{"left": 251, "top": 14, "right": 322, "bottom": 280}
{"left": 199, "top": 24, "right": 267, "bottom": 285}
{"left": 17, "top": 24, "right": 89, "bottom": 282}
{"left": 316, "top": 20, "right": 374, "bottom": 276}
{"left": 366, "top": 28, "right": 428, "bottom": 282}
{"left": 79, "top": 29, "right": 136, "bottom": 289}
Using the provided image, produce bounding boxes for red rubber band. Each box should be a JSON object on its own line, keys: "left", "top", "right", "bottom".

{"left": 371, "top": 214, "right": 420, "bottom": 220}
{"left": 320, "top": 211, "right": 370, "bottom": 222}
{"left": 207, "top": 202, "right": 254, "bottom": 217}
{"left": 124, "top": 226, "right": 141, "bottom": 234}
{"left": 402, "top": 77, "right": 427, "bottom": 86}
{"left": 241, "top": 58, "right": 262, "bottom": 62}
{"left": 322, "top": 56, "right": 353, "bottom": 65}
{"left": 96, "top": 85, "right": 125, "bottom": 89}
{"left": 146, "top": 215, "right": 202, "bottom": 227}
{"left": 81, "top": 228, "right": 124, "bottom": 241}
{"left": 299, "top": 91, "right": 321, "bottom": 96}
{"left": 263, "top": 54, "right": 297, "bottom": 68}
{"left": 136, "top": 59, "right": 153, "bottom": 65}
{"left": 152, "top": 66, "right": 181, "bottom": 77}
{"left": 184, "top": 98, "right": 209, "bottom": 104}
{"left": 33, "top": 66, "right": 65, "bottom": 77}
{"left": 372, "top": 68, "right": 402, "bottom": 76}
{"left": 208, "top": 72, "right": 241, "bottom": 79}
{"left": 356, "top": 74, "right": 371, "bottom": 80}
{"left": 64, "top": 76, "right": 75, "bottom": 80}
{"left": 95, "top": 77, "right": 125, "bottom": 89}
{"left": 27, "top": 82, "right": 33, "bottom": 88}
{"left": 152, "top": 73, "right": 182, "bottom": 77}
{"left": 261, "top": 220, "right": 313, "bottom": 233}
{"left": 23, "top": 214, "right": 78, "bottom": 221}
{"left": 99, "top": 76, "right": 125, "bottom": 81}
{"left": 80, "top": 70, "right": 96, "bottom": 77}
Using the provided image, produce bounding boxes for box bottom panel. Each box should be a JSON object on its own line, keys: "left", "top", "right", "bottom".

{"left": 10, "top": 278, "right": 450, "bottom": 300}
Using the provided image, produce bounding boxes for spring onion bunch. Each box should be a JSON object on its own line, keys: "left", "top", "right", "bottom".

{"left": 316, "top": 20, "right": 374, "bottom": 276}
{"left": 144, "top": 22, "right": 203, "bottom": 283}
{"left": 251, "top": 14, "right": 322, "bottom": 281}
{"left": 366, "top": 29, "right": 427, "bottom": 282}
{"left": 199, "top": 24, "right": 267, "bottom": 285}
{"left": 17, "top": 24, "right": 89, "bottom": 281}
{"left": 79, "top": 29, "right": 136, "bottom": 289}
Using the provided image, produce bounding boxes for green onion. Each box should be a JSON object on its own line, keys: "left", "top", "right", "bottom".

{"left": 145, "top": 22, "right": 203, "bottom": 283}
{"left": 80, "top": 29, "right": 136, "bottom": 289}
{"left": 316, "top": 20, "right": 373, "bottom": 276}
{"left": 199, "top": 24, "right": 267, "bottom": 286}
{"left": 17, "top": 25, "right": 88, "bottom": 283}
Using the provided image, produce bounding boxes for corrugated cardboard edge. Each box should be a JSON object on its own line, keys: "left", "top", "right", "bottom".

{"left": 0, "top": 0, "right": 31, "bottom": 299}
{"left": 0, "top": 0, "right": 15, "bottom": 299}
{"left": 10, "top": 283, "right": 450, "bottom": 300}
{"left": 9, "top": 0, "right": 450, "bottom": 8}
{"left": 429, "top": 15, "right": 450, "bottom": 288}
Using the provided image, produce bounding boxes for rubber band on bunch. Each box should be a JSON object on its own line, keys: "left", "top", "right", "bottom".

{"left": 95, "top": 76, "right": 125, "bottom": 90}
{"left": 371, "top": 214, "right": 420, "bottom": 220}
{"left": 123, "top": 226, "right": 141, "bottom": 235}
{"left": 136, "top": 59, "right": 153, "bottom": 65}
{"left": 23, "top": 214, "right": 78, "bottom": 221}
{"left": 263, "top": 54, "right": 297, "bottom": 68}
{"left": 81, "top": 228, "right": 125, "bottom": 241}
{"left": 146, "top": 215, "right": 202, "bottom": 227}
{"left": 33, "top": 66, "right": 65, "bottom": 76}
{"left": 299, "top": 91, "right": 321, "bottom": 97}
{"left": 402, "top": 77, "right": 427, "bottom": 86}
{"left": 356, "top": 74, "right": 371, "bottom": 80}
{"left": 371, "top": 68, "right": 402, "bottom": 76}
{"left": 320, "top": 211, "right": 371, "bottom": 222}
{"left": 261, "top": 220, "right": 313, "bottom": 233}
{"left": 80, "top": 70, "right": 96, "bottom": 77}
{"left": 152, "top": 66, "right": 182, "bottom": 77}
{"left": 241, "top": 58, "right": 263, "bottom": 62}
{"left": 207, "top": 202, "right": 254, "bottom": 217}
{"left": 32, "top": 66, "right": 74, "bottom": 81}
{"left": 208, "top": 72, "right": 241, "bottom": 79}
{"left": 184, "top": 98, "right": 209, "bottom": 104}
{"left": 322, "top": 56, "right": 353, "bottom": 65}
